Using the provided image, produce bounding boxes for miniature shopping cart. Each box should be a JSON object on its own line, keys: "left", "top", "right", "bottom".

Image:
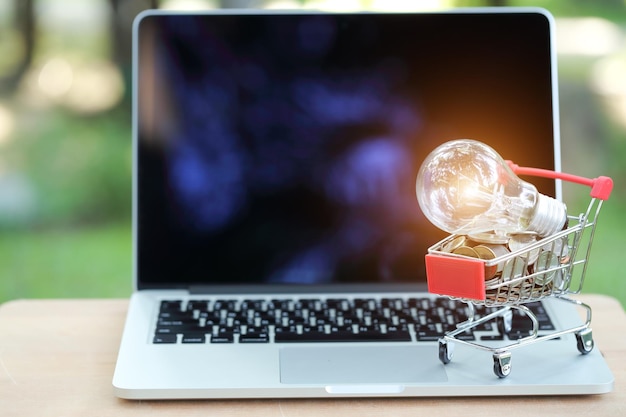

{"left": 424, "top": 162, "right": 613, "bottom": 378}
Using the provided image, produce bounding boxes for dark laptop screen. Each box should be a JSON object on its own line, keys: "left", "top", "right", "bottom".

{"left": 135, "top": 11, "right": 557, "bottom": 289}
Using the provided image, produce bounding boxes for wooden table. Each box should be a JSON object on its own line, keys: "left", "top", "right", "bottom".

{"left": 0, "top": 295, "right": 624, "bottom": 417}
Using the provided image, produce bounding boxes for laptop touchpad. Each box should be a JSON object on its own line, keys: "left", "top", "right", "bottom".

{"left": 280, "top": 346, "right": 448, "bottom": 384}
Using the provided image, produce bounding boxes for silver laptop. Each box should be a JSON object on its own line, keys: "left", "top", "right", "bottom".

{"left": 113, "top": 7, "right": 614, "bottom": 399}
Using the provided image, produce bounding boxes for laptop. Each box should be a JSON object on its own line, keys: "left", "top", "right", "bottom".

{"left": 112, "top": 7, "right": 614, "bottom": 399}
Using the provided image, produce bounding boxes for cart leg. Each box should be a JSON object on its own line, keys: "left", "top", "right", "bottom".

{"left": 438, "top": 339, "right": 454, "bottom": 364}
{"left": 575, "top": 328, "right": 594, "bottom": 354}
{"left": 493, "top": 352, "right": 512, "bottom": 378}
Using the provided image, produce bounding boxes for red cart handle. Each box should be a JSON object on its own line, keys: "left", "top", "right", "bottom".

{"left": 506, "top": 161, "right": 613, "bottom": 201}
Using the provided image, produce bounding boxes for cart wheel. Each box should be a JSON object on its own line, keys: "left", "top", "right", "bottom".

{"left": 493, "top": 352, "right": 512, "bottom": 378}
{"left": 575, "top": 329, "right": 594, "bottom": 354}
{"left": 438, "top": 339, "right": 453, "bottom": 364}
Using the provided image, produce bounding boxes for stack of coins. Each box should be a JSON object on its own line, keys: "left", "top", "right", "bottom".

{"left": 437, "top": 231, "right": 571, "bottom": 304}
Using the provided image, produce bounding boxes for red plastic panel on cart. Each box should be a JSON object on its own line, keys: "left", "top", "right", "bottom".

{"left": 425, "top": 254, "right": 486, "bottom": 300}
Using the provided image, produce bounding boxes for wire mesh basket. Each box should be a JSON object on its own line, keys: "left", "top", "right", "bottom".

{"left": 424, "top": 162, "right": 613, "bottom": 377}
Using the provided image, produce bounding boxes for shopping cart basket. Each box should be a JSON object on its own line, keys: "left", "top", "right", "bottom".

{"left": 424, "top": 162, "right": 613, "bottom": 378}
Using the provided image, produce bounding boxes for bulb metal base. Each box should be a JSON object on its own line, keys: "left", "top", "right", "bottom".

{"left": 528, "top": 194, "right": 568, "bottom": 237}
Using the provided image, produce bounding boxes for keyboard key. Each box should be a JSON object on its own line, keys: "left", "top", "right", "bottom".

{"left": 210, "top": 333, "right": 234, "bottom": 343}
{"left": 157, "top": 318, "right": 198, "bottom": 327}
{"left": 480, "top": 334, "right": 505, "bottom": 341}
{"left": 274, "top": 331, "right": 410, "bottom": 342}
{"left": 153, "top": 334, "right": 178, "bottom": 344}
{"left": 186, "top": 300, "right": 210, "bottom": 311}
{"left": 158, "top": 311, "right": 193, "bottom": 320}
{"left": 155, "top": 323, "right": 206, "bottom": 334}
{"left": 239, "top": 328, "right": 270, "bottom": 343}
{"left": 182, "top": 334, "right": 206, "bottom": 343}
{"left": 159, "top": 300, "right": 182, "bottom": 311}
{"left": 274, "top": 326, "right": 411, "bottom": 342}
{"left": 415, "top": 324, "right": 442, "bottom": 341}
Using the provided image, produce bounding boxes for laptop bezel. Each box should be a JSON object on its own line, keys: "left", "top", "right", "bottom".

{"left": 131, "top": 7, "right": 563, "bottom": 293}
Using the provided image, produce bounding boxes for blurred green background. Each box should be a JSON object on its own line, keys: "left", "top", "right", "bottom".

{"left": 0, "top": 0, "right": 624, "bottom": 307}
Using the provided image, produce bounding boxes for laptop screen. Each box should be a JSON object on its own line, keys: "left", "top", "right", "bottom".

{"left": 135, "top": 10, "right": 559, "bottom": 290}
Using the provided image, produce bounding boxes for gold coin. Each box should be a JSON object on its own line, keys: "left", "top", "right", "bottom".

{"left": 474, "top": 244, "right": 510, "bottom": 280}
{"left": 442, "top": 235, "right": 467, "bottom": 253}
{"left": 484, "top": 276, "right": 502, "bottom": 287}
{"left": 473, "top": 245, "right": 498, "bottom": 279}
{"left": 452, "top": 246, "right": 480, "bottom": 258}
{"left": 542, "top": 235, "right": 569, "bottom": 258}
{"left": 501, "top": 257, "right": 526, "bottom": 282}
{"left": 508, "top": 233, "right": 540, "bottom": 265}
{"left": 534, "top": 250, "right": 559, "bottom": 285}
{"left": 468, "top": 232, "right": 510, "bottom": 245}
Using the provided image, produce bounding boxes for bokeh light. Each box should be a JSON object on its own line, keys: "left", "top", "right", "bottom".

{"left": 556, "top": 17, "right": 623, "bottom": 56}
{"left": 0, "top": 103, "right": 15, "bottom": 146}
{"left": 37, "top": 57, "right": 74, "bottom": 98}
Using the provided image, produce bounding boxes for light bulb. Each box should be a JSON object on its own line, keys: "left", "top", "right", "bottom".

{"left": 416, "top": 139, "right": 567, "bottom": 237}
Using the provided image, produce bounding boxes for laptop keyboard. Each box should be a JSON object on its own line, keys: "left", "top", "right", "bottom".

{"left": 153, "top": 297, "right": 555, "bottom": 344}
